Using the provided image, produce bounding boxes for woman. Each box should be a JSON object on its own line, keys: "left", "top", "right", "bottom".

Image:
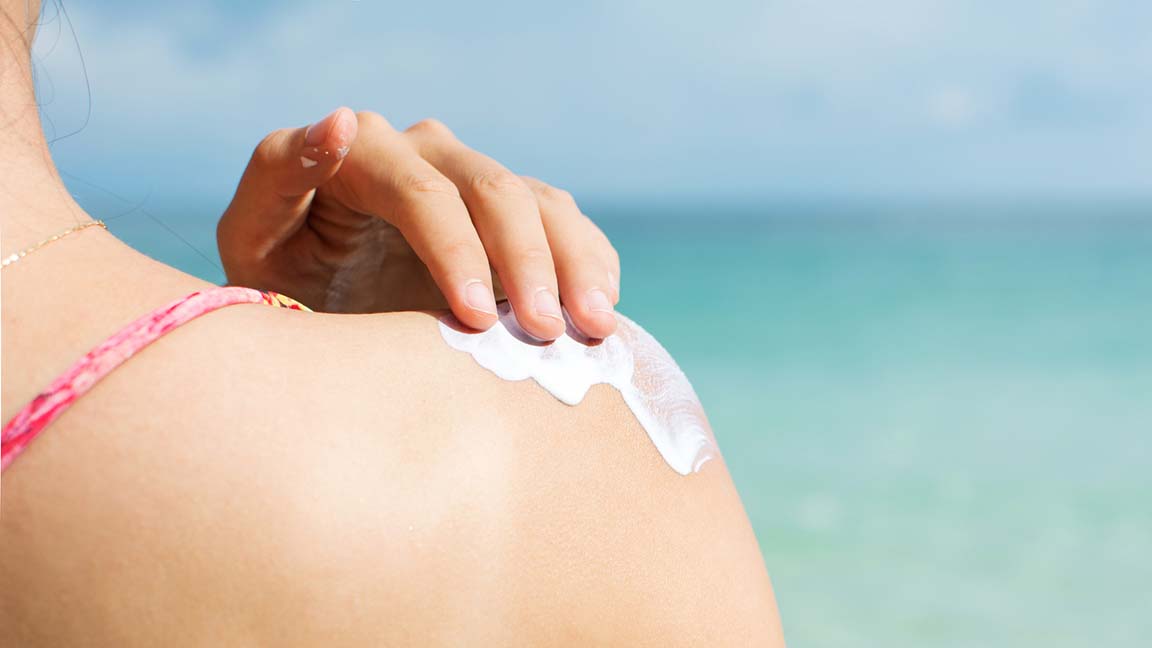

{"left": 1, "top": 1, "right": 783, "bottom": 645}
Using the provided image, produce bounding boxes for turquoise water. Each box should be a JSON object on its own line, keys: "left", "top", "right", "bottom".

{"left": 102, "top": 198, "right": 1152, "bottom": 647}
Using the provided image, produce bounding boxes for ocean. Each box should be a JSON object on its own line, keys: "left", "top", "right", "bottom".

{"left": 103, "top": 197, "right": 1152, "bottom": 647}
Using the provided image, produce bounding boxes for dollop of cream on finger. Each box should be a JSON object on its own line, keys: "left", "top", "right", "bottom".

{"left": 438, "top": 302, "right": 718, "bottom": 475}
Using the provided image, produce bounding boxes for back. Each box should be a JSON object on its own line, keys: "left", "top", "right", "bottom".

{"left": 0, "top": 247, "right": 783, "bottom": 646}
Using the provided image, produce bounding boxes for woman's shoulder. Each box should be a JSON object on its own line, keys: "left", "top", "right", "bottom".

{"left": 188, "top": 300, "right": 786, "bottom": 644}
{"left": 2, "top": 272, "right": 783, "bottom": 645}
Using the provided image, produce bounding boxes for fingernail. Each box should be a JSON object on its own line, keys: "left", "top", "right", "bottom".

{"left": 607, "top": 271, "right": 620, "bottom": 297}
{"left": 305, "top": 108, "right": 341, "bottom": 146}
{"left": 586, "top": 288, "right": 614, "bottom": 314}
{"left": 301, "top": 109, "right": 353, "bottom": 167}
{"left": 533, "top": 288, "right": 563, "bottom": 321}
{"left": 464, "top": 280, "right": 497, "bottom": 316}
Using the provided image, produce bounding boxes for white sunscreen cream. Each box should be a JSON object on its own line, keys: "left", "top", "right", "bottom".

{"left": 438, "top": 303, "right": 718, "bottom": 475}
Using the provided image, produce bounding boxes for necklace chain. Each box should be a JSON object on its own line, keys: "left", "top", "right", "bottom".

{"left": 1, "top": 220, "right": 107, "bottom": 269}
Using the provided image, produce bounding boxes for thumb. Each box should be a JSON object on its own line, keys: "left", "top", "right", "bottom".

{"left": 219, "top": 107, "right": 358, "bottom": 261}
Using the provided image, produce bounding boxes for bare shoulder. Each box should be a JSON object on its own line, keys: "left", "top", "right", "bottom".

{"left": 1, "top": 303, "right": 783, "bottom": 646}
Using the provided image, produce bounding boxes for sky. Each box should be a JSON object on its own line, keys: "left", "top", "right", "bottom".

{"left": 30, "top": 0, "right": 1152, "bottom": 207}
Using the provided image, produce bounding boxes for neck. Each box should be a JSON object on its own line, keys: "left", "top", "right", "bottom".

{"left": 1, "top": 1, "right": 94, "bottom": 254}
{"left": 0, "top": 2, "right": 209, "bottom": 306}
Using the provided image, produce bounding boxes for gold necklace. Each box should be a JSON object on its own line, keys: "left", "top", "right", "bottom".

{"left": 1, "top": 220, "right": 107, "bottom": 269}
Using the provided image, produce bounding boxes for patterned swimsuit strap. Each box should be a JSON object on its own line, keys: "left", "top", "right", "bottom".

{"left": 1, "top": 286, "right": 310, "bottom": 471}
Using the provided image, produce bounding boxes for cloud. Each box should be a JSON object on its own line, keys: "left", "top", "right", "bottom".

{"left": 33, "top": 0, "right": 1152, "bottom": 203}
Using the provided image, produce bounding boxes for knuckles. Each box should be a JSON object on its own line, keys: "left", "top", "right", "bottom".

{"left": 423, "top": 238, "right": 486, "bottom": 275}
{"left": 468, "top": 170, "right": 534, "bottom": 200}
{"left": 506, "top": 246, "right": 554, "bottom": 271}
{"left": 533, "top": 183, "right": 576, "bottom": 208}
{"left": 400, "top": 173, "right": 462, "bottom": 199}
{"left": 598, "top": 231, "right": 621, "bottom": 273}
{"left": 439, "top": 238, "right": 484, "bottom": 262}
{"left": 606, "top": 244, "right": 621, "bottom": 272}
{"left": 405, "top": 118, "right": 454, "bottom": 139}
{"left": 354, "top": 110, "right": 392, "bottom": 131}
{"left": 250, "top": 128, "right": 297, "bottom": 169}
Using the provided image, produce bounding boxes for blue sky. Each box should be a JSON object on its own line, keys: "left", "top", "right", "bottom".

{"left": 33, "top": 0, "right": 1152, "bottom": 207}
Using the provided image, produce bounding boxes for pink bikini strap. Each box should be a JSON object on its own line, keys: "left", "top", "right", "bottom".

{"left": 1, "top": 286, "right": 309, "bottom": 471}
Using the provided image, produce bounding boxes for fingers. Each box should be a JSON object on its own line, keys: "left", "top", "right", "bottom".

{"left": 225, "top": 109, "right": 621, "bottom": 341}
{"left": 218, "top": 107, "right": 357, "bottom": 264}
{"left": 523, "top": 177, "right": 621, "bottom": 339}
{"left": 336, "top": 112, "right": 499, "bottom": 331}
{"left": 406, "top": 120, "right": 565, "bottom": 340}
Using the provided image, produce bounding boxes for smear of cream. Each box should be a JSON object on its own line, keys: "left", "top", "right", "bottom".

{"left": 438, "top": 302, "right": 717, "bottom": 475}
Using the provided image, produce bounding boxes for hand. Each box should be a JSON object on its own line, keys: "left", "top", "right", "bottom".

{"left": 217, "top": 108, "right": 621, "bottom": 340}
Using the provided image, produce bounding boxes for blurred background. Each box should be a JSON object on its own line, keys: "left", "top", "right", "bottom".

{"left": 36, "top": 1, "right": 1151, "bottom": 645}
